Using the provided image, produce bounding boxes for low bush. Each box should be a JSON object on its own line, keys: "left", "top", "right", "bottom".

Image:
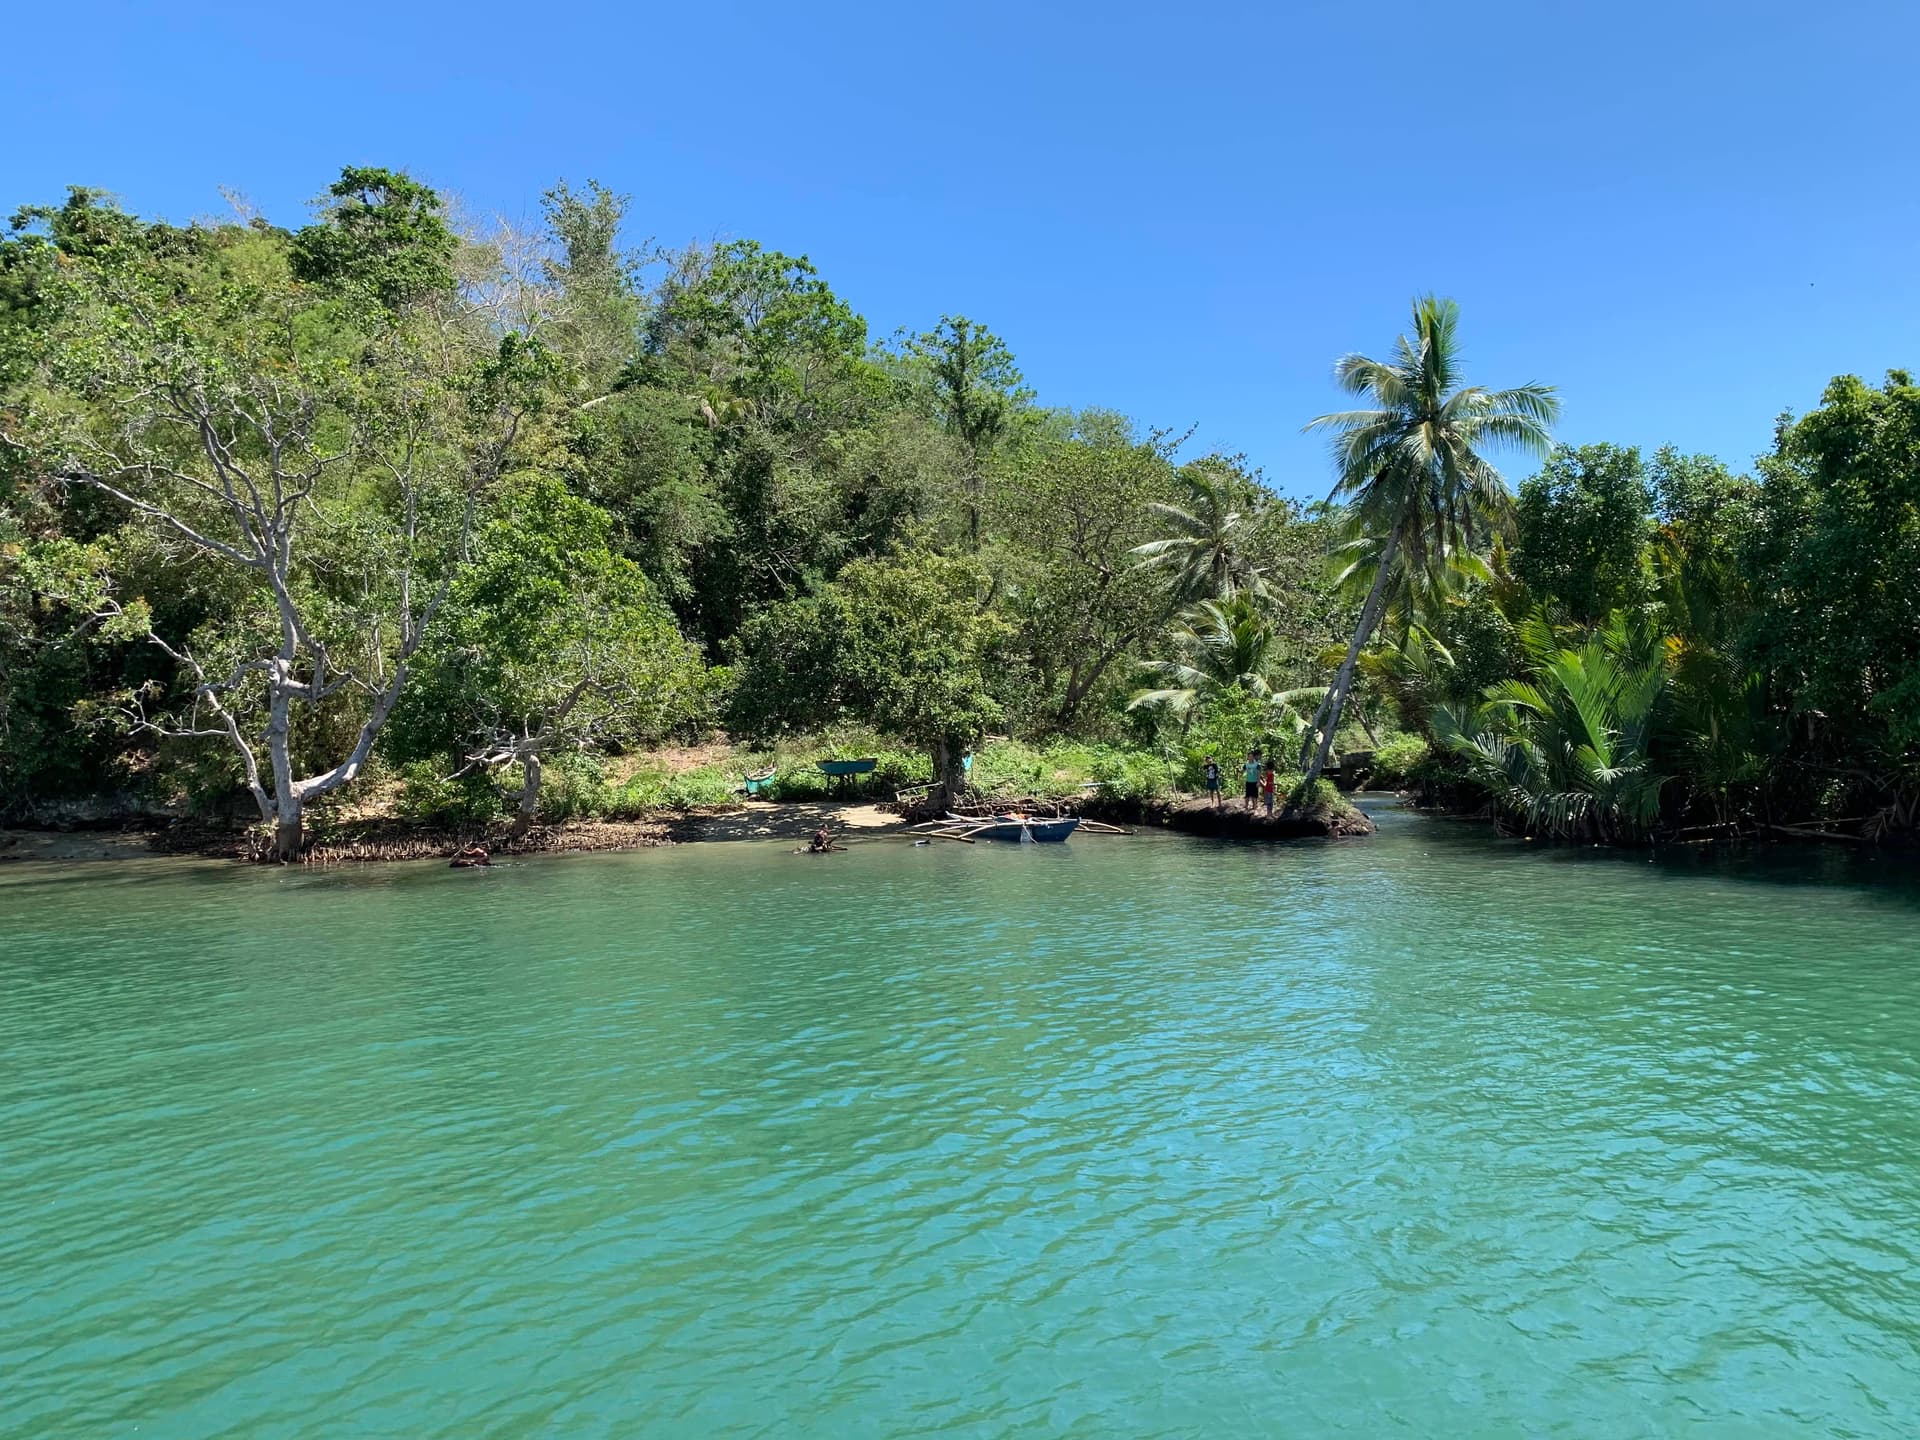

{"left": 1091, "top": 747, "right": 1178, "bottom": 803}
{"left": 1368, "top": 734, "right": 1430, "bottom": 786}
{"left": 395, "top": 762, "right": 506, "bottom": 824}
{"left": 538, "top": 752, "right": 614, "bottom": 821}
{"left": 661, "top": 766, "right": 736, "bottom": 809}
{"left": 766, "top": 767, "right": 830, "bottom": 802}
{"left": 1285, "top": 773, "right": 1342, "bottom": 810}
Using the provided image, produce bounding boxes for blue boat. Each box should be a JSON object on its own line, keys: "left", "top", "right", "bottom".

{"left": 942, "top": 813, "right": 1081, "bottom": 843}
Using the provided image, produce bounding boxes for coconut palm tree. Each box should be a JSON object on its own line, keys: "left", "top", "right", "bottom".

{"left": 1129, "top": 597, "right": 1321, "bottom": 733}
{"left": 1130, "top": 460, "right": 1269, "bottom": 605}
{"left": 1298, "top": 296, "right": 1558, "bottom": 792}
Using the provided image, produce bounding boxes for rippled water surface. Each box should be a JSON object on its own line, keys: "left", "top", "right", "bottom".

{"left": 5, "top": 807, "right": 1920, "bottom": 1437}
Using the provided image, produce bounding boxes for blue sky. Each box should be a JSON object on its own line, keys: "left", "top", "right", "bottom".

{"left": 9, "top": 0, "right": 1915, "bottom": 496}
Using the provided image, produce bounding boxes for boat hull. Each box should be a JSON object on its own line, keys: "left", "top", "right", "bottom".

{"left": 945, "top": 815, "right": 1081, "bottom": 843}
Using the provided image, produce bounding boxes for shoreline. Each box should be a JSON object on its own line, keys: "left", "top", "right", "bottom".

{"left": 0, "top": 791, "right": 1378, "bottom": 865}
{"left": 0, "top": 800, "right": 912, "bottom": 866}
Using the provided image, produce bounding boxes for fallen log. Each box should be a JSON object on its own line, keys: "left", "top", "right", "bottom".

{"left": 1768, "top": 824, "right": 1867, "bottom": 844}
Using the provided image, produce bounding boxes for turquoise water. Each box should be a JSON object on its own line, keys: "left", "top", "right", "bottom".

{"left": 4, "top": 806, "right": 1920, "bottom": 1437}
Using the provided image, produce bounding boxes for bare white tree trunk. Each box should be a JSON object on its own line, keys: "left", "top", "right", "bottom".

{"left": 72, "top": 356, "right": 488, "bottom": 861}
{"left": 272, "top": 803, "right": 305, "bottom": 864}
{"left": 511, "top": 750, "right": 543, "bottom": 838}
{"left": 470, "top": 675, "right": 598, "bottom": 842}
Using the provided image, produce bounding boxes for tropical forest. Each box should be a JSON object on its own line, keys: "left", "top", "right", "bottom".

{"left": 2, "top": 167, "right": 1916, "bottom": 857}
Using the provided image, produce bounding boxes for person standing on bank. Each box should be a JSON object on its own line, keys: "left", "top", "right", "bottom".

{"left": 1243, "top": 749, "right": 1261, "bottom": 809}
{"left": 1204, "top": 755, "right": 1222, "bottom": 808}
{"left": 1262, "top": 757, "right": 1277, "bottom": 816}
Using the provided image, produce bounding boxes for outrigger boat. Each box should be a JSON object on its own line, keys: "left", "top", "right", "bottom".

{"left": 912, "top": 812, "right": 1082, "bottom": 844}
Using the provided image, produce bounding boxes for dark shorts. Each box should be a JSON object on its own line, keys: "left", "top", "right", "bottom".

{"left": 1244, "top": 781, "right": 1259, "bottom": 801}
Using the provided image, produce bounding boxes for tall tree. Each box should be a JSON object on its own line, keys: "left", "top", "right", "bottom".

{"left": 540, "top": 180, "right": 644, "bottom": 392}
{"left": 4, "top": 176, "right": 549, "bottom": 858}
{"left": 899, "top": 316, "right": 1029, "bottom": 547}
{"left": 839, "top": 551, "right": 1008, "bottom": 797}
{"left": 997, "top": 424, "right": 1175, "bottom": 728}
{"left": 727, "top": 550, "right": 1007, "bottom": 797}
{"left": 644, "top": 239, "right": 871, "bottom": 424}
{"left": 1298, "top": 296, "right": 1557, "bottom": 793}
{"left": 1512, "top": 442, "right": 1654, "bottom": 625}
{"left": 1743, "top": 370, "right": 1920, "bottom": 821}
{"left": 387, "top": 476, "right": 707, "bottom": 836}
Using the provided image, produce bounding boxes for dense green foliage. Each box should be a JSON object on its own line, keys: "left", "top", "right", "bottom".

{"left": 2, "top": 168, "right": 1915, "bottom": 847}
{"left": 1402, "top": 381, "right": 1920, "bottom": 841}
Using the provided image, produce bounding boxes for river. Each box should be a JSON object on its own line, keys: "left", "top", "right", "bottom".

{"left": 4, "top": 805, "right": 1919, "bottom": 1436}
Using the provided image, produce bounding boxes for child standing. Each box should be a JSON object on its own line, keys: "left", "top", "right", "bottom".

{"left": 1243, "top": 749, "right": 1261, "bottom": 809}
{"left": 1262, "top": 757, "right": 1277, "bottom": 815}
{"left": 1203, "top": 755, "right": 1222, "bottom": 808}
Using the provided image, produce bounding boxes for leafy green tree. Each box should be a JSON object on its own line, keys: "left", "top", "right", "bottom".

{"left": 839, "top": 551, "right": 1008, "bottom": 793}
{"left": 1647, "top": 446, "right": 1759, "bottom": 649}
{"left": 289, "top": 166, "right": 456, "bottom": 309}
{"left": 0, "top": 515, "right": 126, "bottom": 811}
{"left": 539, "top": 180, "right": 644, "bottom": 392}
{"left": 1743, "top": 370, "right": 1920, "bottom": 820}
{"left": 644, "top": 240, "right": 873, "bottom": 422}
{"left": 388, "top": 476, "right": 707, "bottom": 835}
{"left": 4, "top": 177, "right": 546, "bottom": 858}
{"left": 996, "top": 425, "right": 1175, "bottom": 729}
{"left": 617, "top": 240, "right": 917, "bottom": 645}
{"left": 568, "top": 386, "right": 726, "bottom": 613}
{"left": 1512, "top": 443, "right": 1654, "bottom": 624}
{"left": 898, "top": 316, "right": 1030, "bottom": 547}
{"left": 723, "top": 591, "right": 848, "bottom": 742}
{"left": 1300, "top": 296, "right": 1558, "bottom": 793}
{"left": 728, "top": 549, "right": 1006, "bottom": 794}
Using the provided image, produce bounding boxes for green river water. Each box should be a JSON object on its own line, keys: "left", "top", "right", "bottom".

{"left": 4, "top": 803, "right": 1920, "bottom": 1437}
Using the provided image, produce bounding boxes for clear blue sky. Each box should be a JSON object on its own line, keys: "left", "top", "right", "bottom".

{"left": 9, "top": 0, "right": 1915, "bottom": 495}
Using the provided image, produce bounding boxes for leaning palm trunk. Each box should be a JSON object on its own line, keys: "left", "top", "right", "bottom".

{"left": 1298, "top": 522, "right": 1402, "bottom": 794}
{"left": 1300, "top": 298, "right": 1558, "bottom": 802}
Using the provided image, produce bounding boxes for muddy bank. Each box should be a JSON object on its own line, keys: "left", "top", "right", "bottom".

{"left": 0, "top": 791, "right": 1372, "bottom": 866}
{"left": 0, "top": 800, "right": 917, "bottom": 867}
{"left": 0, "top": 817, "right": 676, "bottom": 866}
{"left": 1150, "top": 796, "right": 1375, "bottom": 840}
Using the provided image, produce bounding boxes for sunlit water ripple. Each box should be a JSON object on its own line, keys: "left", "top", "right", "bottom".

{"left": 4, "top": 805, "right": 1920, "bottom": 1436}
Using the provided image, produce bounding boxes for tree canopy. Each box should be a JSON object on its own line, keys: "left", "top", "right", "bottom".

{"left": 2, "top": 166, "right": 1915, "bottom": 851}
